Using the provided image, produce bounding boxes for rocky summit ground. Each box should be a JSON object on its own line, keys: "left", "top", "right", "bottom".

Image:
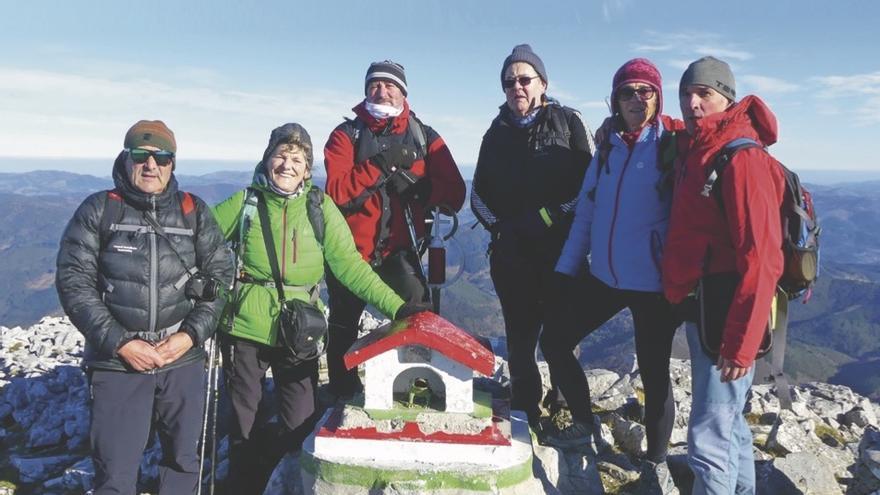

{"left": 1, "top": 316, "right": 880, "bottom": 494}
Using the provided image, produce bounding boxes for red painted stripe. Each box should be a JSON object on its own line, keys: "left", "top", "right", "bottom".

{"left": 316, "top": 400, "right": 511, "bottom": 446}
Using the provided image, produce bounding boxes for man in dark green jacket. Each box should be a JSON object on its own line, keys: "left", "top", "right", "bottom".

{"left": 56, "top": 120, "right": 234, "bottom": 494}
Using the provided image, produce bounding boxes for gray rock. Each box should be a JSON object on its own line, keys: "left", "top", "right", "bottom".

{"left": 10, "top": 454, "right": 79, "bottom": 483}
{"left": 860, "top": 428, "right": 880, "bottom": 481}
{"left": 42, "top": 456, "right": 94, "bottom": 493}
{"left": 585, "top": 369, "right": 620, "bottom": 398}
{"left": 771, "top": 451, "right": 843, "bottom": 494}
{"left": 27, "top": 425, "right": 62, "bottom": 448}
{"left": 610, "top": 413, "right": 647, "bottom": 456}
{"left": 532, "top": 443, "right": 563, "bottom": 492}
{"left": 843, "top": 402, "right": 879, "bottom": 429}
{"left": 766, "top": 410, "right": 818, "bottom": 454}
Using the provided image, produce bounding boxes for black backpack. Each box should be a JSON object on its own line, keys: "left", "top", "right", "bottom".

{"left": 702, "top": 138, "right": 821, "bottom": 300}
{"left": 702, "top": 138, "right": 821, "bottom": 410}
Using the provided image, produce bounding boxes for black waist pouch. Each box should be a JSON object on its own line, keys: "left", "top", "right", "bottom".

{"left": 697, "top": 272, "right": 771, "bottom": 361}
{"left": 278, "top": 299, "right": 328, "bottom": 363}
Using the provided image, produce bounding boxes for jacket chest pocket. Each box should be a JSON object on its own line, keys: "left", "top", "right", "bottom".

{"left": 533, "top": 132, "right": 571, "bottom": 155}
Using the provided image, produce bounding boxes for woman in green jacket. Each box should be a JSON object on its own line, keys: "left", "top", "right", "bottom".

{"left": 212, "top": 123, "right": 424, "bottom": 493}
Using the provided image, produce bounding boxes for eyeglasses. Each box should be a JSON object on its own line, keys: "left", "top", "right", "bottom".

{"left": 127, "top": 148, "right": 175, "bottom": 167}
{"left": 617, "top": 86, "right": 656, "bottom": 101}
{"left": 502, "top": 75, "right": 538, "bottom": 89}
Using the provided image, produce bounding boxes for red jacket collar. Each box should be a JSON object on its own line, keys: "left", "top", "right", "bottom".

{"left": 690, "top": 95, "right": 778, "bottom": 147}
{"left": 353, "top": 100, "right": 412, "bottom": 135}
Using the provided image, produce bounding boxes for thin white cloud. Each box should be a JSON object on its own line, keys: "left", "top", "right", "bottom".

{"left": 694, "top": 47, "right": 753, "bottom": 62}
{"left": 0, "top": 66, "right": 358, "bottom": 160}
{"left": 812, "top": 71, "right": 880, "bottom": 125}
{"left": 740, "top": 75, "right": 800, "bottom": 94}
{"left": 631, "top": 31, "right": 754, "bottom": 62}
{"left": 813, "top": 71, "right": 880, "bottom": 96}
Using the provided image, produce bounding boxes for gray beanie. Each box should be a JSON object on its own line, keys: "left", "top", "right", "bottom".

{"left": 679, "top": 56, "right": 736, "bottom": 102}
{"left": 261, "top": 123, "right": 313, "bottom": 169}
{"left": 501, "top": 44, "right": 547, "bottom": 87}
{"left": 365, "top": 60, "right": 408, "bottom": 96}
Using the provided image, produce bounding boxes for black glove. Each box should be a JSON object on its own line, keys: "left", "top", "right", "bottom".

{"left": 372, "top": 143, "right": 418, "bottom": 174}
{"left": 387, "top": 170, "right": 422, "bottom": 196}
{"left": 395, "top": 301, "right": 432, "bottom": 320}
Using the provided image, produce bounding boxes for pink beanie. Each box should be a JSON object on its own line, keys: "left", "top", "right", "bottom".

{"left": 611, "top": 58, "right": 663, "bottom": 116}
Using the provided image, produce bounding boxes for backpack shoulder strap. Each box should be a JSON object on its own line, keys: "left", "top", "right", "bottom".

{"left": 407, "top": 115, "right": 427, "bottom": 157}
{"left": 587, "top": 132, "right": 613, "bottom": 202}
{"left": 701, "top": 138, "right": 763, "bottom": 210}
{"left": 306, "top": 185, "right": 325, "bottom": 248}
{"left": 237, "top": 187, "right": 260, "bottom": 255}
{"left": 655, "top": 129, "right": 679, "bottom": 198}
{"left": 99, "top": 189, "right": 124, "bottom": 249}
{"left": 177, "top": 191, "right": 197, "bottom": 233}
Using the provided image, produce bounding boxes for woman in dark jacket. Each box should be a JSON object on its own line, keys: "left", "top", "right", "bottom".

{"left": 470, "top": 44, "right": 594, "bottom": 426}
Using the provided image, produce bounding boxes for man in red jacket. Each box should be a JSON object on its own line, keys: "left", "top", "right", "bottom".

{"left": 662, "top": 56, "right": 785, "bottom": 494}
{"left": 323, "top": 60, "right": 466, "bottom": 398}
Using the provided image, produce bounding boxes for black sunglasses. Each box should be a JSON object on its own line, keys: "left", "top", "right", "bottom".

{"left": 618, "top": 86, "right": 656, "bottom": 101}
{"left": 502, "top": 75, "right": 538, "bottom": 89}
{"left": 127, "top": 148, "right": 175, "bottom": 167}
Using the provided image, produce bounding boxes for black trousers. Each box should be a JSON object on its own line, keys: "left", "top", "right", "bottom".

{"left": 89, "top": 360, "right": 205, "bottom": 495}
{"left": 540, "top": 273, "right": 679, "bottom": 462}
{"left": 488, "top": 241, "right": 565, "bottom": 424}
{"left": 325, "top": 249, "right": 427, "bottom": 397}
{"left": 222, "top": 336, "right": 319, "bottom": 495}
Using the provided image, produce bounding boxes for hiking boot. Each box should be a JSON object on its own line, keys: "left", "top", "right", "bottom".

{"left": 540, "top": 418, "right": 593, "bottom": 449}
{"left": 637, "top": 460, "right": 679, "bottom": 495}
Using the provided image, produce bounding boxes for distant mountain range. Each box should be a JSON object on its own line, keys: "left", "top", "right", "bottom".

{"left": 0, "top": 170, "right": 878, "bottom": 400}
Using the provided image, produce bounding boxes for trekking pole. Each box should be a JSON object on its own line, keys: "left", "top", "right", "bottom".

{"left": 403, "top": 203, "right": 429, "bottom": 283}
{"left": 209, "top": 339, "right": 221, "bottom": 495}
{"left": 197, "top": 337, "right": 216, "bottom": 495}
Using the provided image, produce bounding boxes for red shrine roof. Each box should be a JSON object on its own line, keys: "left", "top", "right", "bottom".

{"left": 343, "top": 312, "right": 495, "bottom": 376}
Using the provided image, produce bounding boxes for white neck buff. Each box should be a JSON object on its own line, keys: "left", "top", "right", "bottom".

{"left": 365, "top": 101, "right": 403, "bottom": 119}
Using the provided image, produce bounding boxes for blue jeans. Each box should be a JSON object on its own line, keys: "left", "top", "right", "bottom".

{"left": 686, "top": 323, "right": 756, "bottom": 495}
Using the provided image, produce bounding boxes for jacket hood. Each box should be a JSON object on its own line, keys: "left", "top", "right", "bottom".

{"left": 353, "top": 100, "right": 412, "bottom": 134}
{"left": 694, "top": 95, "right": 778, "bottom": 147}
{"left": 111, "top": 150, "right": 180, "bottom": 210}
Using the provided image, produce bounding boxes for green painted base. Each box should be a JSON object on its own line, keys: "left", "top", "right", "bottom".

{"left": 364, "top": 390, "right": 493, "bottom": 421}
{"left": 300, "top": 450, "right": 533, "bottom": 492}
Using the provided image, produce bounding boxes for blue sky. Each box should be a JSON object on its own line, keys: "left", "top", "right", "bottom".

{"left": 1, "top": 0, "right": 878, "bottom": 177}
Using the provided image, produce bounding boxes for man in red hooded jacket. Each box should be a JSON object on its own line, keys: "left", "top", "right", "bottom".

{"left": 323, "top": 60, "right": 466, "bottom": 398}
{"left": 662, "top": 56, "right": 785, "bottom": 494}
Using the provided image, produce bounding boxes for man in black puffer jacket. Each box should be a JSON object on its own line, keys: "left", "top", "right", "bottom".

{"left": 56, "top": 120, "right": 234, "bottom": 495}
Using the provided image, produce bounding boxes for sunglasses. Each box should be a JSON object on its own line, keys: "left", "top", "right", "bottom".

{"left": 502, "top": 75, "right": 539, "bottom": 89}
{"left": 127, "top": 148, "right": 175, "bottom": 166}
{"left": 618, "top": 86, "right": 656, "bottom": 101}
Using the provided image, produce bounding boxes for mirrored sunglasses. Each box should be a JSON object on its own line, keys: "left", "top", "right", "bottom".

{"left": 127, "top": 148, "right": 175, "bottom": 166}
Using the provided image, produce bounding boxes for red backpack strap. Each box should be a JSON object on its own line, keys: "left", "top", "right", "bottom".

{"left": 99, "top": 190, "right": 124, "bottom": 249}
{"left": 178, "top": 191, "right": 198, "bottom": 232}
